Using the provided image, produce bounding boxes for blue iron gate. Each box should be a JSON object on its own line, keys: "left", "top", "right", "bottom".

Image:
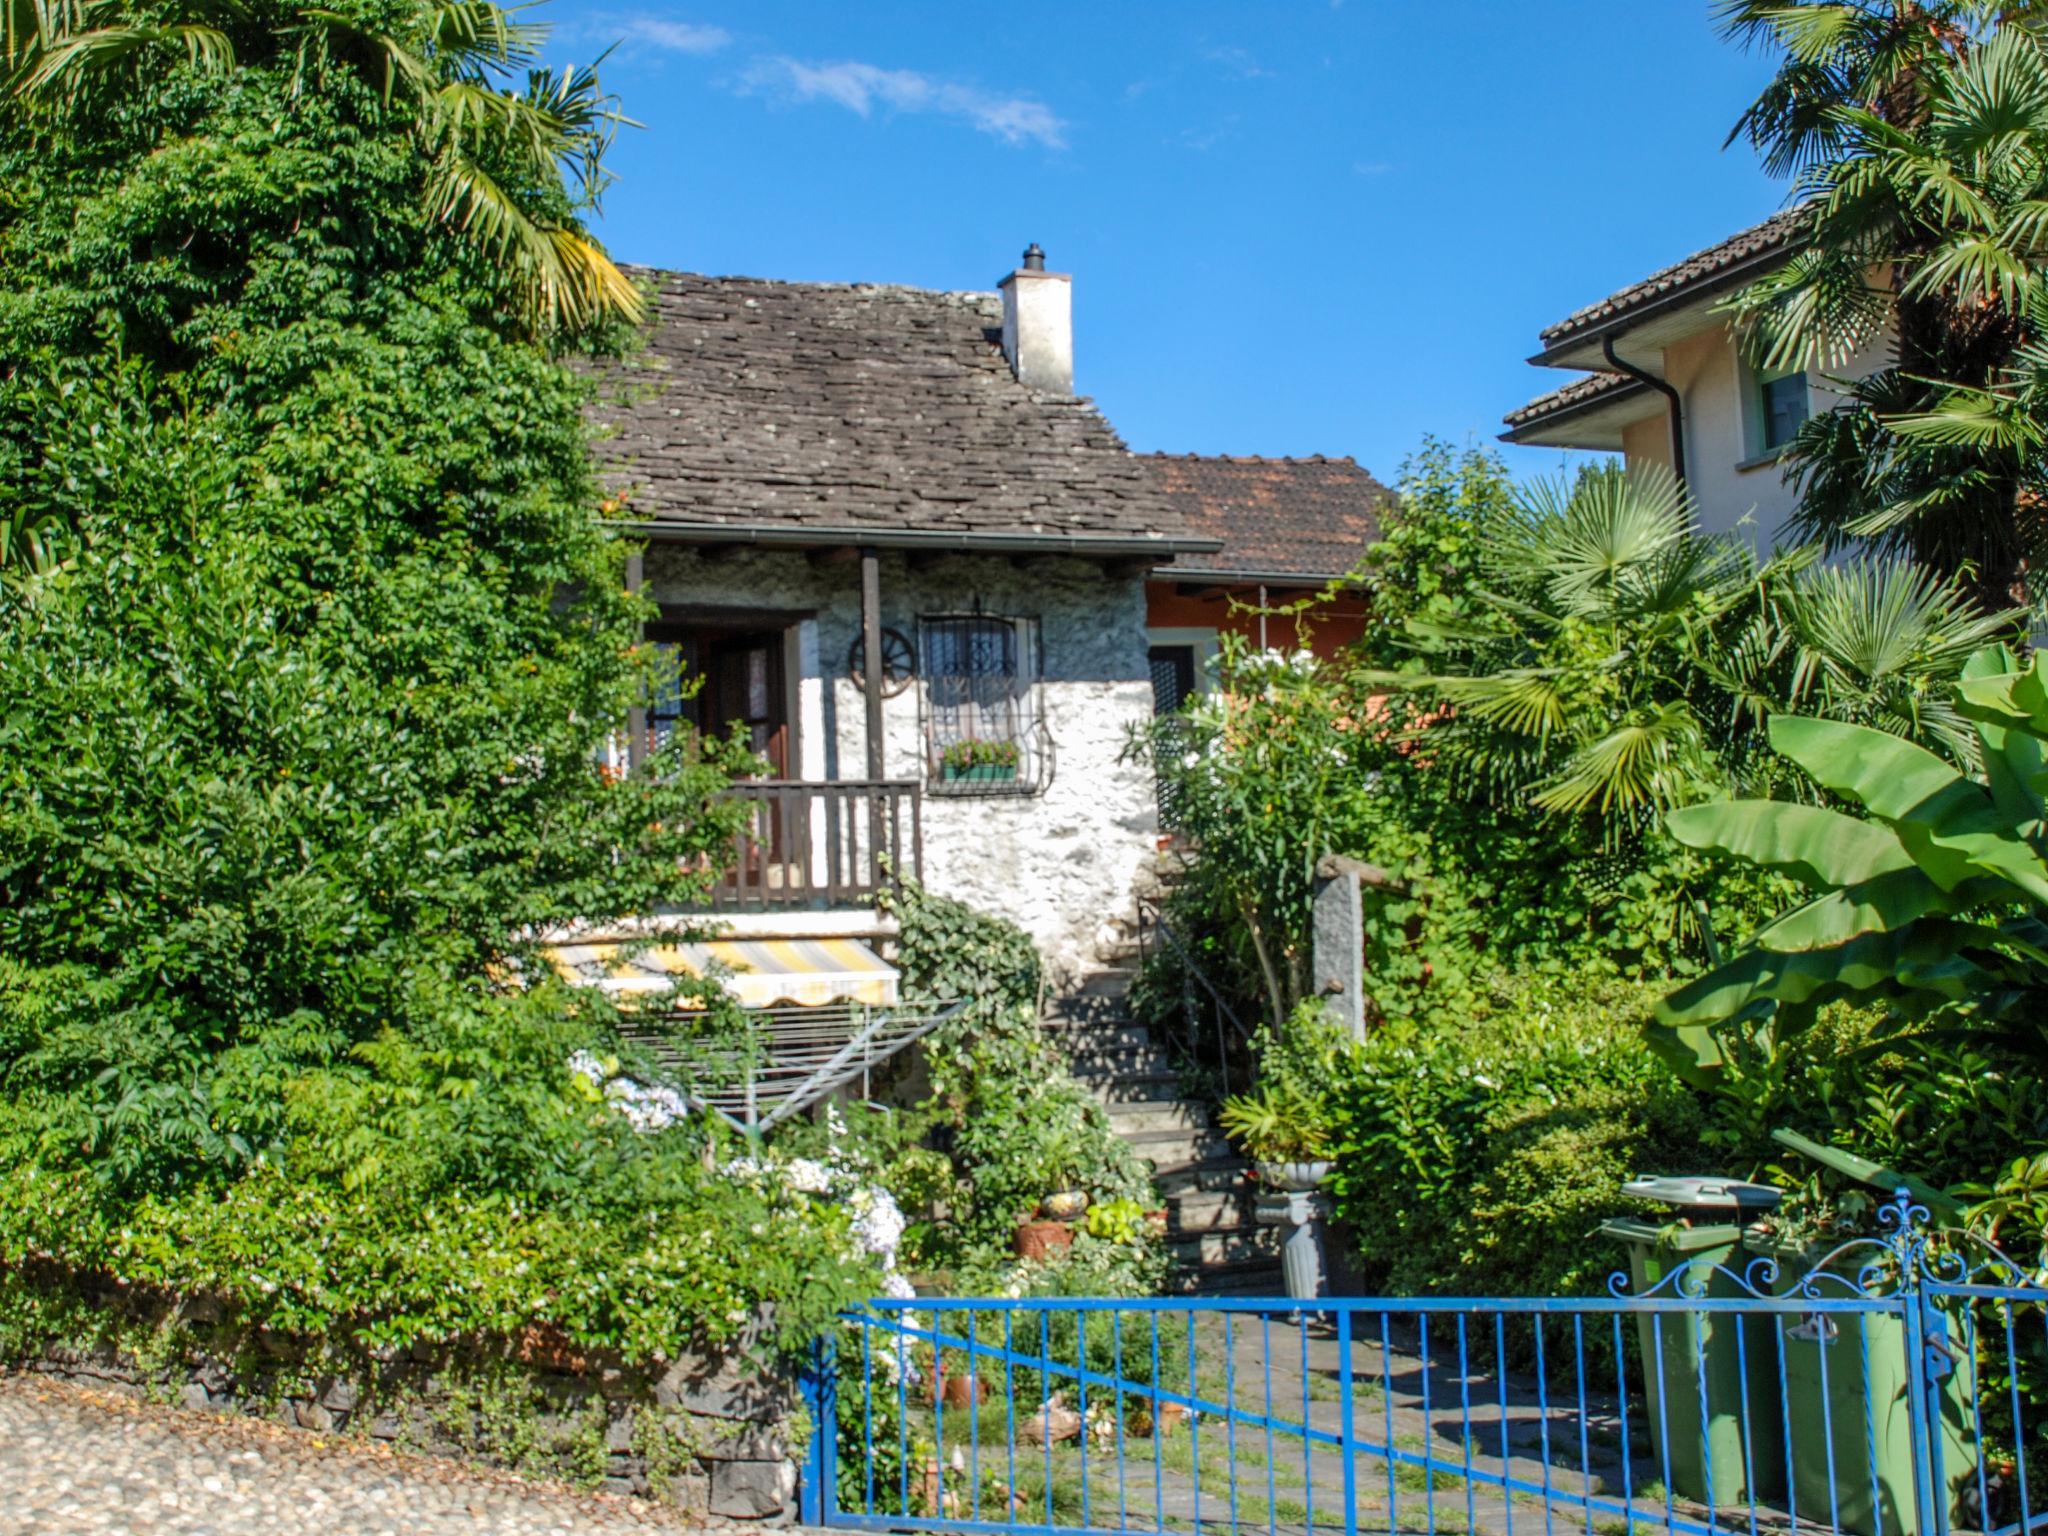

{"left": 799, "top": 1195, "right": 2048, "bottom": 1536}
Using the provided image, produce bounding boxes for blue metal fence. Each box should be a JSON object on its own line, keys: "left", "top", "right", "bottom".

{"left": 800, "top": 1195, "right": 2048, "bottom": 1536}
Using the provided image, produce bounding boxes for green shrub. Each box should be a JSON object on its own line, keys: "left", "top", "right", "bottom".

{"left": 1325, "top": 973, "right": 1706, "bottom": 1299}
{"left": 880, "top": 882, "right": 1155, "bottom": 1265}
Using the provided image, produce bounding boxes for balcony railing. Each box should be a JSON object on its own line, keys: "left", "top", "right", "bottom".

{"left": 710, "top": 779, "right": 922, "bottom": 910}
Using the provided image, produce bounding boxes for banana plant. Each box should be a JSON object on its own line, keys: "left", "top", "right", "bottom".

{"left": 1652, "top": 643, "right": 2048, "bottom": 1084}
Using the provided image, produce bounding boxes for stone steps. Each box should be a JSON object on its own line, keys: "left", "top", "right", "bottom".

{"left": 1063, "top": 1041, "right": 1170, "bottom": 1075}
{"left": 1166, "top": 1225, "right": 1284, "bottom": 1270}
{"left": 1101, "top": 1099, "right": 1210, "bottom": 1136}
{"left": 1074, "top": 1069, "right": 1183, "bottom": 1104}
{"left": 1047, "top": 959, "right": 1281, "bottom": 1297}
{"left": 1118, "top": 1124, "right": 1239, "bottom": 1173}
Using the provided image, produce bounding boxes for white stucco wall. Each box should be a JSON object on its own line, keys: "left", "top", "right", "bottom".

{"left": 1623, "top": 317, "right": 1896, "bottom": 550}
{"left": 643, "top": 545, "right": 1160, "bottom": 984}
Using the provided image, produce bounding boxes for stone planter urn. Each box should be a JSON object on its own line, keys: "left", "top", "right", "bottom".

{"left": 1039, "top": 1190, "right": 1089, "bottom": 1221}
{"left": 1255, "top": 1160, "right": 1331, "bottom": 1193}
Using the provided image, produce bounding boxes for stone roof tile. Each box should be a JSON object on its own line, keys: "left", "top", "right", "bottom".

{"left": 586, "top": 269, "right": 1195, "bottom": 548}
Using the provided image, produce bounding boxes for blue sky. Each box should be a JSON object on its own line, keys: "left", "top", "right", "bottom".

{"left": 548, "top": 1, "right": 1785, "bottom": 486}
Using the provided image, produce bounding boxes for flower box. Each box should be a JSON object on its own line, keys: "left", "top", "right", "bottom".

{"left": 939, "top": 761, "right": 1019, "bottom": 783}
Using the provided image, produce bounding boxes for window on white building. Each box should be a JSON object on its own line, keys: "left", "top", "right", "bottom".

{"left": 1756, "top": 367, "right": 1810, "bottom": 455}
{"left": 917, "top": 614, "right": 1047, "bottom": 794}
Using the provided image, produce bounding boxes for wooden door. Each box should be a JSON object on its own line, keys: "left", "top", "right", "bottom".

{"left": 706, "top": 636, "right": 789, "bottom": 778}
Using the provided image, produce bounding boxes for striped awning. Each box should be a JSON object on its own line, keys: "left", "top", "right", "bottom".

{"left": 545, "top": 937, "right": 900, "bottom": 1009}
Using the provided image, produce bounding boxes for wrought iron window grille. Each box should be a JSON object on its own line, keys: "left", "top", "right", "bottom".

{"left": 916, "top": 614, "right": 1053, "bottom": 797}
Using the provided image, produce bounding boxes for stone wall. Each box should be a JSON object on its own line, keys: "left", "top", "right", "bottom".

{"left": 15, "top": 1319, "right": 805, "bottom": 1524}
{"left": 645, "top": 544, "right": 1161, "bottom": 984}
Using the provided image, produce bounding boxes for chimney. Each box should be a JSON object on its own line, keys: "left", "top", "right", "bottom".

{"left": 998, "top": 243, "right": 1073, "bottom": 395}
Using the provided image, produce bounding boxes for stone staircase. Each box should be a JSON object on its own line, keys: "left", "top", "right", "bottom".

{"left": 1043, "top": 962, "right": 1283, "bottom": 1294}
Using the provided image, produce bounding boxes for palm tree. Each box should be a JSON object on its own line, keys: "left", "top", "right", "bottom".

{"left": 1359, "top": 462, "right": 2015, "bottom": 841}
{"left": 1717, "top": 1, "right": 2048, "bottom": 604}
{"left": 1, "top": 0, "right": 641, "bottom": 337}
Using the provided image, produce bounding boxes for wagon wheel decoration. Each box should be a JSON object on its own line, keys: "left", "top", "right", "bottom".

{"left": 847, "top": 627, "right": 917, "bottom": 696}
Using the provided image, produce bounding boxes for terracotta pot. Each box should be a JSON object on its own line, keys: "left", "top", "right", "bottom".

{"left": 940, "top": 1371, "right": 986, "bottom": 1409}
{"left": 1013, "top": 1218, "right": 1075, "bottom": 1262}
{"left": 1142, "top": 1208, "right": 1169, "bottom": 1240}
{"left": 1040, "top": 1190, "right": 1090, "bottom": 1221}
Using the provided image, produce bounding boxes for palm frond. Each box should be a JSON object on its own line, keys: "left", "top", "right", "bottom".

{"left": 1889, "top": 382, "right": 2045, "bottom": 448}
{"left": 426, "top": 148, "right": 641, "bottom": 330}
{"left": 1430, "top": 670, "right": 1571, "bottom": 740}
{"left": 1529, "top": 702, "right": 1710, "bottom": 819}
{"left": 1509, "top": 462, "right": 1696, "bottom": 616}
{"left": 2, "top": 0, "right": 83, "bottom": 67}
{"left": 13, "top": 18, "right": 233, "bottom": 97}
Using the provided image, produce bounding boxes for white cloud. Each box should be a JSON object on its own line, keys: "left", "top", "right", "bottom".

{"left": 585, "top": 13, "right": 730, "bottom": 54}
{"left": 1202, "top": 44, "right": 1271, "bottom": 80}
{"left": 742, "top": 56, "right": 1067, "bottom": 148}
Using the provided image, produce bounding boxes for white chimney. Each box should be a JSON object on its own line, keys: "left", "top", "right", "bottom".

{"left": 998, "top": 243, "right": 1073, "bottom": 395}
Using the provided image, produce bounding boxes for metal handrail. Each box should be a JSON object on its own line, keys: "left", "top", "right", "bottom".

{"left": 1134, "top": 892, "right": 1255, "bottom": 1097}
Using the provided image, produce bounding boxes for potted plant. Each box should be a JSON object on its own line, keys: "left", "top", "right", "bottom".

{"left": 1218, "top": 1080, "right": 1335, "bottom": 1191}
{"left": 1012, "top": 1113, "right": 1090, "bottom": 1256}
{"left": 1034, "top": 1113, "right": 1090, "bottom": 1219}
{"left": 939, "top": 737, "right": 1022, "bottom": 783}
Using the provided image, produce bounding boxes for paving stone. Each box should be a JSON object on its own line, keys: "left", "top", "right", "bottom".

{"left": 0, "top": 1375, "right": 717, "bottom": 1534}
{"left": 708, "top": 1459, "right": 796, "bottom": 1519}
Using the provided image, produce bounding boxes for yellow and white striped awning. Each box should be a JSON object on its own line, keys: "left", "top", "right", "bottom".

{"left": 545, "top": 937, "right": 899, "bottom": 1010}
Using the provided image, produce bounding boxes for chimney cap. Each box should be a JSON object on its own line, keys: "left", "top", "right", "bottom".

{"left": 1021, "top": 243, "right": 1046, "bottom": 272}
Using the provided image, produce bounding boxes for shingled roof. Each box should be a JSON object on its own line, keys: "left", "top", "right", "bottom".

{"left": 1537, "top": 206, "right": 1810, "bottom": 349}
{"left": 584, "top": 267, "right": 1214, "bottom": 556}
{"left": 1145, "top": 454, "right": 1392, "bottom": 583}
{"left": 1502, "top": 369, "right": 1649, "bottom": 433}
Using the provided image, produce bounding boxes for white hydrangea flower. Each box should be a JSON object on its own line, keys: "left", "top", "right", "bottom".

{"left": 783, "top": 1157, "right": 834, "bottom": 1196}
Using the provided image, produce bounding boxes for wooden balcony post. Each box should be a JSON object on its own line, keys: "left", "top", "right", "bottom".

{"left": 625, "top": 547, "right": 648, "bottom": 774}
{"left": 860, "top": 548, "right": 886, "bottom": 884}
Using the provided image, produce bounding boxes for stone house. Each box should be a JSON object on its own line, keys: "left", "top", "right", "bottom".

{"left": 584, "top": 247, "right": 1387, "bottom": 991}
{"left": 1500, "top": 207, "right": 1894, "bottom": 542}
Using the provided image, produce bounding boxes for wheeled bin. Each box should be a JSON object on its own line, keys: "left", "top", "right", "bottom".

{"left": 1744, "top": 1129, "right": 1979, "bottom": 1536}
{"left": 1601, "top": 1174, "right": 1786, "bottom": 1511}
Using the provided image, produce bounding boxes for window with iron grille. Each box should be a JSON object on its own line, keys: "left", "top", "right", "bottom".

{"left": 917, "top": 614, "right": 1048, "bottom": 794}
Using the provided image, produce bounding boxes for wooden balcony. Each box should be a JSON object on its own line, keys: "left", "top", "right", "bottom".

{"left": 710, "top": 779, "right": 922, "bottom": 910}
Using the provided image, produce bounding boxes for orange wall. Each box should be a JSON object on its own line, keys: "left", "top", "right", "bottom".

{"left": 1145, "top": 582, "right": 1369, "bottom": 658}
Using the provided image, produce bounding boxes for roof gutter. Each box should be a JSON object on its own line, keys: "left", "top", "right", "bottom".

{"left": 595, "top": 519, "right": 1225, "bottom": 559}
{"left": 1152, "top": 566, "right": 1368, "bottom": 588}
{"left": 1599, "top": 335, "right": 1686, "bottom": 489}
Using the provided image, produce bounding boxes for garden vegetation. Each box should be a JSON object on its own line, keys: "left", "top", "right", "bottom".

{"left": 0, "top": 0, "right": 874, "bottom": 1366}
{"left": 1138, "top": 5, "right": 2048, "bottom": 1308}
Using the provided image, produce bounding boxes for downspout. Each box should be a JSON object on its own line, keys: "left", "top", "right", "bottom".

{"left": 1601, "top": 334, "right": 1686, "bottom": 488}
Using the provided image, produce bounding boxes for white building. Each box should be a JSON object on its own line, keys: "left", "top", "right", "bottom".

{"left": 1502, "top": 208, "right": 1894, "bottom": 544}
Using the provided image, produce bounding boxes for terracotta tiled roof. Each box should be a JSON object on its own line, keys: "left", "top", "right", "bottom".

{"left": 584, "top": 268, "right": 1201, "bottom": 550}
{"left": 1502, "top": 370, "right": 1645, "bottom": 429}
{"left": 1538, "top": 207, "right": 1811, "bottom": 347}
{"left": 1145, "top": 454, "right": 1392, "bottom": 582}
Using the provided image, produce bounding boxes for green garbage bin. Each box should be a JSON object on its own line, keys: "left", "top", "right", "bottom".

{"left": 1601, "top": 1174, "right": 1786, "bottom": 1511}
{"left": 1745, "top": 1129, "right": 1980, "bottom": 1536}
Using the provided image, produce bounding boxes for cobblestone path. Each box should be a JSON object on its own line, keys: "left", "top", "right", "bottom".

{"left": 0, "top": 1374, "right": 711, "bottom": 1535}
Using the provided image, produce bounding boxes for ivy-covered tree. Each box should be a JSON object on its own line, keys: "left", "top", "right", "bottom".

{"left": 0, "top": 2, "right": 857, "bottom": 1357}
